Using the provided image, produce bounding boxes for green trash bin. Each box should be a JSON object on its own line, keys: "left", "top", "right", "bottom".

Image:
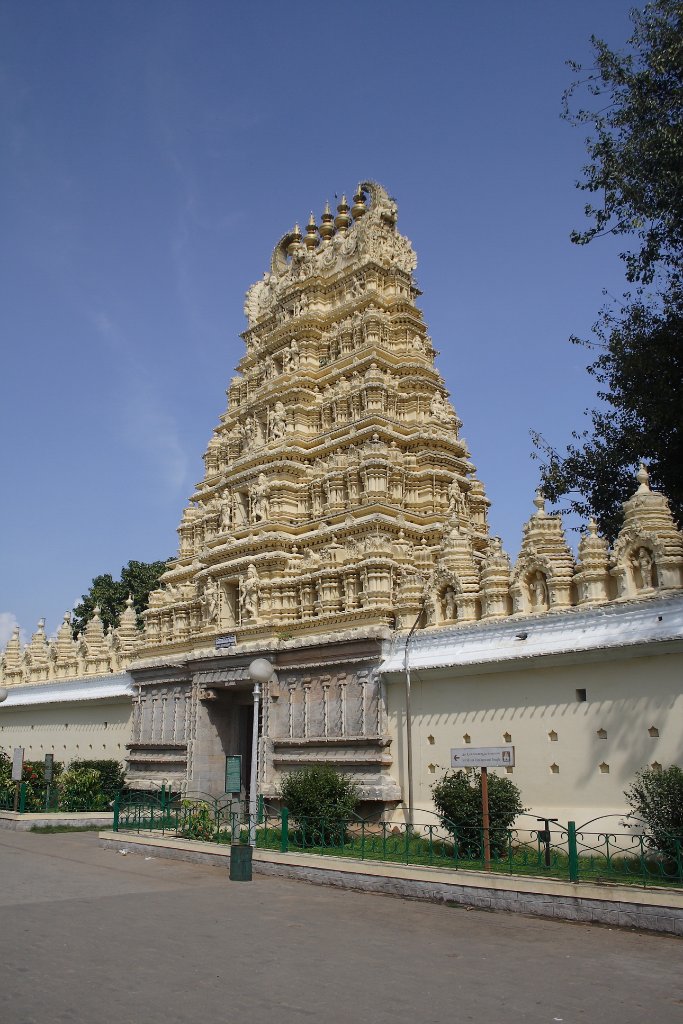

{"left": 229, "top": 842, "right": 253, "bottom": 881}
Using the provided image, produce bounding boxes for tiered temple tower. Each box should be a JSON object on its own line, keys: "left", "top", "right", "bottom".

{"left": 140, "top": 181, "right": 491, "bottom": 653}
{"left": 4, "top": 181, "right": 682, "bottom": 806}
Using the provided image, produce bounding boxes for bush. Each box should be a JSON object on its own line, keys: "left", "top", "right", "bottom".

{"left": 69, "top": 760, "right": 125, "bottom": 802}
{"left": 280, "top": 765, "right": 359, "bottom": 846}
{"left": 58, "top": 767, "right": 108, "bottom": 812}
{"left": 179, "top": 801, "right": 216, "bottom": 842}
{"left": 22, "top": 759, "right": 64, "bottom": 811}
{"left": 625, "top": 765, "right": 683, "bottom": 861}
{"left": 0, "top": 749, "right": 11, "bottom": 789}
{"left": 432, "top": 770, "right": 526, "bottom": 858}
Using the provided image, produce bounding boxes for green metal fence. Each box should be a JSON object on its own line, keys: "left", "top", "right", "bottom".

{"left": 111, "top": 795, "right": 683, "bottom": 889}
{"left": 0, "top": 781, "right": 111, "bottom": 814}
{"left": 0, "top": 783, "right": 26, "bottom": 812}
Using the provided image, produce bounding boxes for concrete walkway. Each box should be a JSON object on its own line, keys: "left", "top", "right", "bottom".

{"left": 0, "top": 830, "right": 680, "bottom": 1024}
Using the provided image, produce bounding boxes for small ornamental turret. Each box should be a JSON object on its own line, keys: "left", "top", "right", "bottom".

{"left": 575, "top": 520, "right": 611, "bottom": 605}
{"left": 1, "top": 625, "right": 24, "bottom": 685}
{"left": 611, "top": 464, "right": 683, "bottom": 598}
{"left": 79, "top": 606, "right": 110, "bottom": 676}
{"left": 115, "top": 594, "right": 142, "bottom": 657}
{"left": 51, "top": 611, "right": 79, "bottom": 679}
{"left": 511, "top": 490, "right": 575, "bottom": 614}
{"left": 480, "top": 536, "right": 512, "bottom": 619}
{"left": 25, "top": 619, "right": 50, "bottom": 682}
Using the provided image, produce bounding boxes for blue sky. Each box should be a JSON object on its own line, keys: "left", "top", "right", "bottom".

{"left": 0, "top": 0, "right": 635, "bottom": 642}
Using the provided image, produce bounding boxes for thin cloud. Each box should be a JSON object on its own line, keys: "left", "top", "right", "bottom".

{"left": 88, "top": 310, "right": 189, "bottom": 491}
{"left": 0, "top": 612, "right": 25, "bottom": 648}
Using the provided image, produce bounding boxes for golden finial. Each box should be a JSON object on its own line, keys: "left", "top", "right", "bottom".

{"left": 319, "top": 200, "right": 335, "bottom": 241}
{"left": 304, "top": 212, "right": 319, "bottom": 250}
{"left": 286, "top": 223, "right": 303, "bottom": 256}
{"left": 351, "top": 185, "right": 367, "bottom": 219}
{"left": 335, "top": 194, "right": 351, "bottom": 233}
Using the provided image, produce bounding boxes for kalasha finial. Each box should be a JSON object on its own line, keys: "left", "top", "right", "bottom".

{"left": 637, "top": 462, "right": 651, "bottom": 492}
{"left": 319, "top": 201, "right": 335, "bottom": 241}
{"left": 63, "top": 611, "right": 71, "bottom": 623}
{"left": 351, "top": 185, "right": 367, "bottom": 219}
{"left": 335, "top": 195, "right": 350, "bottom": 233}
{"left": 126, "top": 593, "right": 134, "bottom": 608}
{"left": 533, "top": 489, "right": 546, "bottom": 516}
{"left": 304, "top": 212, "right": 318, "bottom": 250}
{"left": 588, "top": 518, "right": 598, "bottom": 535}
{"left": 286, "top": 223, "right": 303, "bottom": 257}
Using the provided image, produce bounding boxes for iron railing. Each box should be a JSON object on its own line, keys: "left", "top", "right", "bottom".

{"left": 111, "top": 794, "right": 683, "bottom": 889}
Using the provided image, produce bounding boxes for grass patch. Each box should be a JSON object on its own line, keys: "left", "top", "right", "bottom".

{"left": 30, "top": 824, "right": 101, "bottom": 833}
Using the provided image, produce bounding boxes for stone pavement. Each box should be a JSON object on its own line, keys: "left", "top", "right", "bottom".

{"left": 0, "top": 831, "right": 680, "bottom": 1024}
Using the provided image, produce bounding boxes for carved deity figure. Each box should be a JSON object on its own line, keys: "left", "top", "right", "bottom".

{"left": 263, "top": 354, "right": 276, "bottom": 379}
{"left": 429, "top": 391, "right": 451, "bottom": 424}
{"left": 220, "top": 494, "right": 232, "bottom": 532}
{"left": 269, "top": 401, "right": 287, "bottom": 440}
{"left": 529, "top": 570, "right": 549, "bottom": 610}
{"left": 634, "top": 547, "right": 655, "bottom": 590}
{"left": 448, "top": 478, "right": 466, "bottom": 516}
{"left": 283, "top": 340, "right": 300, "bottom": 372}
{"left": 251, "top": 473, "right": 269, "bottom": 522}
{"left": 200, "top": 576, "right": 220, "bottom": 624}
{"left": 443, "top": 587, "right": 457, "bottom": 621}
{"left": 239, "top": 564, "right": 260, "bottom": 621}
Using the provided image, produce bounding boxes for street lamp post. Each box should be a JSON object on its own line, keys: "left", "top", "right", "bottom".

{"left": 246, "top": 658, "right": 276, "bottom": 846}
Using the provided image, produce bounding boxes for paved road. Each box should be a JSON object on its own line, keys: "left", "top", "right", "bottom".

{"left": 0, "top": 831, "right": 680, "bottom": 1024}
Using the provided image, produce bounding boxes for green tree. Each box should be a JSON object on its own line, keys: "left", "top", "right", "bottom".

{"left": 625, "top": 764, "right": 683, "bottom": 861}
{"left": 533, "top": 0, "right": 683, "bottom": 540}
{"left": 72, "top": 558, "right": 169, "bottom": 636}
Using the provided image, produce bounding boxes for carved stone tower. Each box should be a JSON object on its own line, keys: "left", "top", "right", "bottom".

{"left": 140, "top": 181, "right": 490, "bottom": 652}
{"left": 128, "top": 181, "right": 491, "bottom": 801}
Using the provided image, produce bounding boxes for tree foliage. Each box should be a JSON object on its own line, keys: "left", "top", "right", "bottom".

{"left": 534, "top": 1, "right": 683, "bottom": 540}
{"left": 432, "top": 769, "right": 526, "bottom": 857}
{"left": 625, "top": 764, "right": 683, "bottom": 860}
{"left": 71, "top": 559, "right": 169, "bottom": 636}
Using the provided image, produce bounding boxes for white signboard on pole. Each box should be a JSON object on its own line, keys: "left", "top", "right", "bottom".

{"left": 450, "top": 745, "right": 515, "bottom": 768}
{"left": 12, "top": 747, "right": 24, "bottom": 782}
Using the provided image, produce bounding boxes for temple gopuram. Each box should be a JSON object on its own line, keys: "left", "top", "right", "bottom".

{"left": 2, "top": 181, "right": 682, "bottom": 820}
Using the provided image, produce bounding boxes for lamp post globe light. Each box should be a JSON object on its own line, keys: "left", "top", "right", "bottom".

{"left": 246, "top": 658, "right": 276, "bottom": 845}
{"left": 0, "top": 687, "right": 8, "bottom": 703}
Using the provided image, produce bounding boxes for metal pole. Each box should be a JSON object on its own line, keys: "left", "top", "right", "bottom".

{"left": 481, "top": 767, "right": 491, "bottom": 871}
{"left": 248, "top": 680, "right": 261, "bottom": 846}
{"left": 403, "top": 605, "right": 424, "bottom": 829}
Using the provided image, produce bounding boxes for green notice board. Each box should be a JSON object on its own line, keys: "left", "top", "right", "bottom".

{"left": 225, "top": 755, "right": 242, "bottom": 795}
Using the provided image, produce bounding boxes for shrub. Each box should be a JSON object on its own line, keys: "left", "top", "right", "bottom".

{"left": 22, "top": 759, "right": 64, "bottom": 811}
{"left": 179, "top": 801, "right": 216, "bottom": 842}
{"left": 432, "top": 769, "right": 526, "bottom": 858}
{"left": 69, "top": 760, "right": 125, "bottom": 802}
{"left": 280, "top": 765, "right": 359, "bottom": 846}
{"left": 625, "top": 765, "right": 683, "bottom": 861}
{"left": 58, "top": 767, "right": 108, "bottom": 812}
{"left": 0, "top": 749, "right": 12, "bottom": 790}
